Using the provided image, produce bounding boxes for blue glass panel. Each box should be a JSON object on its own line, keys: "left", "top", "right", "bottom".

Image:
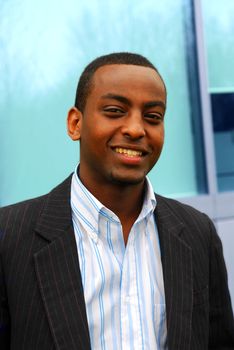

{"left": 0, "top": 0, "right": 206, "bottom": 205}
{"left": 212, "top": 93, "right": 234, "bottom": 132}
{"left": 202, "top": 0, "right": 234, "bottom": 192}
{"left": 211, "top": 93, "right": 234, "bottom": 191}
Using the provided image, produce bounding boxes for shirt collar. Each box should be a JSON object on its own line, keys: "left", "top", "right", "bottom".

{"left": 138, "top": 177, "right": 157, "bottom": 222}
{"left": 70, "top": 165, "right": 157, "bottom": 241}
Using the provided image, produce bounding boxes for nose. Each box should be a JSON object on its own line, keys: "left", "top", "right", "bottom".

{"left": 121, "top": 113, "right": 146, "bottom": 139}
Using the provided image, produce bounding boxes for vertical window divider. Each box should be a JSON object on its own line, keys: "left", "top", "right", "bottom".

{"left": 193, "top": 0, "right": 218, "bottom": 198}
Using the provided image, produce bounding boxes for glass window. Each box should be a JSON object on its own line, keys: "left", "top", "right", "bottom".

{"left": 202, "top": 0, "right": 234, "bottom": 192}
{"left": 0, "top": 0, "right": 206, "bottom": 205}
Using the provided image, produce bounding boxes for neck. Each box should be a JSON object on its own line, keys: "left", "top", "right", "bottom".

{"left": 78, "top": 173, "right": 146, "bottom": 244}
{"left": 83, "top": 179, "right": 145, "bottom": 217}
{"left": 101, "top": 183, "right": 145, "bottom": 218}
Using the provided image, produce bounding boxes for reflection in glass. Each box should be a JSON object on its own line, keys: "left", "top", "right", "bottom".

{"left": 211, "top": 93, "right": 234, "bottom": 191}
{"left": 202, "top": 0, "right": 234, "bottom": 192}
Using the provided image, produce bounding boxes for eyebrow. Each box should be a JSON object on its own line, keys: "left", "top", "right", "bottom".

{"left": 144, "top": 101, "right": 166, "bottom": 110}
{"left": 101, "top": 93, "right": 132, "bottom": 106}
{"left": 101, "top": 93, "right": 166, "bottom": 110}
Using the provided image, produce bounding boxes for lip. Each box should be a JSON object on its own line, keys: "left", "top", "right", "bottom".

{"left": 110, "top": 144, "right": 149, "bottom": 155}
{"left": 114, "top": 152, "right": 143, "bottom": 165}
{"left": 111, "top": 145, "right": 149, "bottom": 166}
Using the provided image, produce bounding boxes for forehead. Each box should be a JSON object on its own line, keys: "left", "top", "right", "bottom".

{"left": 89, "top": 64, "right": 166, "bottom": 100}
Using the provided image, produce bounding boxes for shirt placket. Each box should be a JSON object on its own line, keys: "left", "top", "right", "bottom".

{"left": 120, "top": 230, "right": 143, "bottom": 350}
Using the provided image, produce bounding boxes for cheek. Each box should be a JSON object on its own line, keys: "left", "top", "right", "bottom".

{"left": 80, "top": 128, "right": 109, "bottom": 159}
{"left": 85, "top": 120, "right": 112, "bottom": 139}
{"left": 81, "top": 125, "right": 103, "bottom": 144}
{"left": 152, "top": 128, "right": 165, "bottom": 148}
{"left": 159, "top": 131, "right": 165, "bottom": 146}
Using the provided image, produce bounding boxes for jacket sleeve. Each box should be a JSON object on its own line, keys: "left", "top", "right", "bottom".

{"left": 208, "top": 217, "right": 234, "bottom": 348}
{"left": 0, "top": 222, "right": 11, "bottom": 349}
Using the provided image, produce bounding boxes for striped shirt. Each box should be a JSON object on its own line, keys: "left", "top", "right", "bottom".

{"left": 71, "top": 167, "right": 167, "bottom": 349}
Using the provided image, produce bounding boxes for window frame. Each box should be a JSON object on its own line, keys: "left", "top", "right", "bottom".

{"left": 178, "top": 0, "right": 234, "bottom": 221}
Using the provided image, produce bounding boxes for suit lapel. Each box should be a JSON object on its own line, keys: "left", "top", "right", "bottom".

{"left": 155, "top": 195, "right": 193, "bottom": 350}
{"left": 33, "top": 175, "right": 91, "bottom": 350}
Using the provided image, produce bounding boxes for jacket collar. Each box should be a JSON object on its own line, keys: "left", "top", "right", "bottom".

{"left": 34, "top": 174, "right": 91, "bottom": 350}
{"left": 35, "top": 175, "right": 73, "bottom": 241}
{"left": 155, "top": 195, "right": 193, "bottom": 349}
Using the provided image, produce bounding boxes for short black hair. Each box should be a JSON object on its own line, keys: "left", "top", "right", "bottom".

{"left": 74, "top": 52, "right": 165, "bottom": 112}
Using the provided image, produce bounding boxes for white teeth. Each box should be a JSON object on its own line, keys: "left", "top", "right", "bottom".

{"left": 115, "top": 147, "right": 142, "bottom": 157}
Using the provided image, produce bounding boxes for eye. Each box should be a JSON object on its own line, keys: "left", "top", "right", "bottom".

{"left": 144, "top": 112, "right": 163, "bottom": 123}
{"left": 103, "top": 106, "right": 125, "bottom": 117}
{"left": 104, "top": 107, "right": 123, "bottom": 113}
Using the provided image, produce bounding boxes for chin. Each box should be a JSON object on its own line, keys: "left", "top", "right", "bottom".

{"left": 110, "top": 172, "right": 146, "bottom": 186}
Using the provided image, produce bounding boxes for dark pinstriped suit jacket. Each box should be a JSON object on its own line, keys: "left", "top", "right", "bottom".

{"left": 0, "top": 175, "right": 234, "bottom": 350}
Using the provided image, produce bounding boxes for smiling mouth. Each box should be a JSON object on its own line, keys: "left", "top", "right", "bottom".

{"left": 114, "top": 147, "right": 143, "bottom": 157}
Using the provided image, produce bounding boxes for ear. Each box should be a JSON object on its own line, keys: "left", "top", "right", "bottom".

{"left": 67, "top": 107, "right": 83, "bottom": 141}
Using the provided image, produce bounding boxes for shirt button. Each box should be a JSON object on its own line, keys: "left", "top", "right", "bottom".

{"left": 125, "top": 295, "right": 130, "bottom": 302}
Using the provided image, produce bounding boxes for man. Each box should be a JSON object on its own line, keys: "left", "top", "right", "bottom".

{"left": 0, "top": 52, "right": 234, "bottom": 350}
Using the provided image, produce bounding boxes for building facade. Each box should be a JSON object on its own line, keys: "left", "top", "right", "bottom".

{"left": 0, "top": 0, "right": 233, "bottom": 303}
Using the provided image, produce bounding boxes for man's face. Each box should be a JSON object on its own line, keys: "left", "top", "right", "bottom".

{"left": 75, "top": 64, "right": 166, "bottom": 189}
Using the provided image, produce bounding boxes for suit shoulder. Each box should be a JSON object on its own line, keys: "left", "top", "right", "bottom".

{"left": 0, "top": 194, "right": 47, "bottom": 214}
{"left": 156, "top": 194, "right": 214, "bottom": 232}
{"left": 156, "top": 193, "right": 204, "bottom": 215}
{"left": 0, "top": 194, "right": 47, "bottom": 236}
{"left": 0, "top": 175, "right": 73, "bottom": 244}
{"left": 155, "top": 194, "right": 222, "bottom": 260}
